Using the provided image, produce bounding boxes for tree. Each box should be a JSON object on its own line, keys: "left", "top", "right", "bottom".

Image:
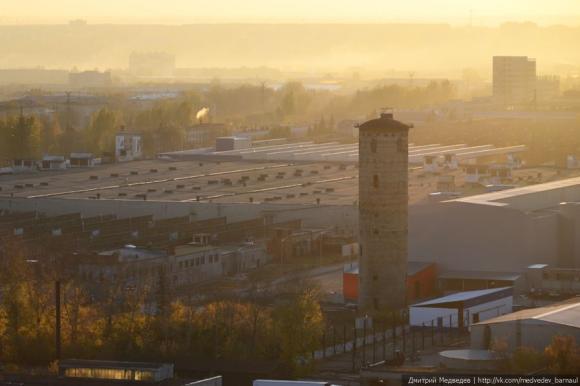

{"left": 42, "top": 113, "right": 62, "bottom": 154}
{"left": 1, "top": 113, "right": 41, "bottom": 160}
{"left": 544, "top": 335, "right": 580, "bottom": 374}
{"left": 86, "top": 108, "right": 119, "bottom": 154}
{"left": 272, "top": 288, "right": 324, "bottom": 375}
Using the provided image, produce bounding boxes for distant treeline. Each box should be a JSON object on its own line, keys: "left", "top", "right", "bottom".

{"left": 0, "top": 81, "right": 455, "bottom": 159}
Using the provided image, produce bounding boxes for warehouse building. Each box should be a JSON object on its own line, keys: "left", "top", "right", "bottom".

{"left": 470, "top": 297, "right": 580, "bottom": 351}
{"left": 409, "top": 287, "right": 513, "bottom": 328}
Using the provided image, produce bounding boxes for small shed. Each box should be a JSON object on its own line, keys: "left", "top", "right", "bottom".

{"left": 12, "top": 159, "right": 38, "bottom": 172}
{"left": 410, "top": 287, "right": 513, "bottom": 328}
{"left": 41, "top": 155, "right": 68, "bottom": 170}
{"left": 70, "top": 152, "right": 98, "bottom": 168}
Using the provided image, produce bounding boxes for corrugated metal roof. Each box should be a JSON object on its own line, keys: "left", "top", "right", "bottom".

{"left": 412, "top": 287, "right": 512, "bottom": 308}
{"left": 475, "top": 297, "right": 580, "bottom": 329}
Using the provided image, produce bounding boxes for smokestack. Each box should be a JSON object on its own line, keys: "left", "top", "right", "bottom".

{"left": 196, "top": 107, "right": 210, "bottom": 124}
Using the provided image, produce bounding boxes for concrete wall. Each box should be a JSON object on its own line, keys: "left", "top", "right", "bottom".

{"left": 471, "top": 320, "right": 580, "bottom": 351}
{"left": 0, "top": 197, "right": 358, "bottom": 232}
{"left": 409, "top": 201, "right": 561, "bottom": 272}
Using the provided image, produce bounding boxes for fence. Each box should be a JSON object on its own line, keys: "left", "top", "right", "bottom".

{"left": 310, "top": 311, "right": 471, "bottom": 371}
{"left": 185, "top": 375, "right": 222, "bottom": 386}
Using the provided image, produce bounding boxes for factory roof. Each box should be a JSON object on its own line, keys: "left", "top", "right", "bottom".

{"left": 0, "top": 158, "right": 440, "bottom": 206}
{"left": 474, "top": 297, "right": 580, "bottom": 329}
{"left": 412, "top": 287, "right": 513, "bottom": 309}
{"left": 447, "top": 175, "right": 580, "bottom": 210}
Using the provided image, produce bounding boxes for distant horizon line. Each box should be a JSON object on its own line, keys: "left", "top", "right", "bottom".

{"left": 1, "top": 19, "right": 580, "bottom": 28}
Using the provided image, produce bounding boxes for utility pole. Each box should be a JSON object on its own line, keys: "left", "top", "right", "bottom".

{"left": 55, "top": 280, "right": 62, "bottom": 361}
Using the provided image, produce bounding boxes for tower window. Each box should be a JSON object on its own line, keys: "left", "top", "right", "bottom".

{"left": 397, "top": 136, "right": 406, "bottom": 153}
{"left": 370, "top": 138, "right": 377, "bottom": 153}
{"left": 373, "top": 175, "right": 379, "bottom": 188}
{"left": 374, "top": 298, "right": 379, "bottom": 310}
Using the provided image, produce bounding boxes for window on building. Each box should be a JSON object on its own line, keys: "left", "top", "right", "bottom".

{"left": 472, "top": 313, "right": 480, "bottom": 324}
{"left": 370, "top": 138, "right": 377, "bottom": 153}
{"left": 397, "top": 136, "right": 405, "bottom": 152}
{"left": 373, "top": 298, "right": 379, "bottom": 310}
{"left": 373, "top": 175, "right": 379, "bottom": 189}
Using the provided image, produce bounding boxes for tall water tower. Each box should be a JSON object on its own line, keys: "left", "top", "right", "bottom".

{"left": 358, "top": 112, "right": 412, "bottom": 313}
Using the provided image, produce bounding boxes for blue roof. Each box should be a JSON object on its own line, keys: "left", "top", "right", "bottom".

{"left": 412, "top": 287, "right": 513, "bottom": 309}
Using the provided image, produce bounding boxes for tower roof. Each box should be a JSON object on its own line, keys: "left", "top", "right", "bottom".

{"left": 358, "top": 112, "right": 412, "bottom": 132}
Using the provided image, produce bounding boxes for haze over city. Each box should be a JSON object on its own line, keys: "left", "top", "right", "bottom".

{"left": 0, "top": 1, "right": 580, "bottom": 386}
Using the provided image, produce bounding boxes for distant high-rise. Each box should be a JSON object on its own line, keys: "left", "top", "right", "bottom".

{"left": 493, "top": 56, "right": 536, "bottom": 106}
{"left": 358, "top": 112, "right": 411, "bottom": 314}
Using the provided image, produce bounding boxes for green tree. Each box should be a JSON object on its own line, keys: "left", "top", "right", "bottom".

{"left": 86, "top": 108, "right": 119, "bottom": 154}
{"left": 272, "top": 288, "right": 324, "bottom": 375}
{"left": 1, "top": 113, "right": 41, "bottom": 160}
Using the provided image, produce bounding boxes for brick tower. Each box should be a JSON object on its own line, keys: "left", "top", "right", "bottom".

{"left": 358, "top": 112, "right": 411, "bottom": 313}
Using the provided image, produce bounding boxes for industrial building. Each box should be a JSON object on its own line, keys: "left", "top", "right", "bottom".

{"left": 342, "top": 261, "right": 438, "bottom": 304}
{"left": 358, "top": 112, "right": 411, "bottom": 312}
{"left": 59, "top": 359, "right": 174, "bottom": 382}
{"left": 525, "top": 264, "right": 580, "bottom": 297}
{"left": 470, "top": 297, "right": 580, "bottom": 351}
{"left": 411, "top": 176, "right": 580, "bottom": 272}
{"left": 409, "top": 287, "right": 513, "bottom": 328}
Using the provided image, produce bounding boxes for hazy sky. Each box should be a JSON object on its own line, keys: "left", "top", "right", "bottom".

{"left": 2, "top": 0, "right": 580, "bottom": 25}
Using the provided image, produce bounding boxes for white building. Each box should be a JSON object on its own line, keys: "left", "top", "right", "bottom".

{"left": 410, "top": 287, "right": 513, "bottom": 328}
{"left": 115, "top": 132, "right": 143, "bottom": 162}
{"left": 470, "top": 297, "right": 580, "bottom": 351}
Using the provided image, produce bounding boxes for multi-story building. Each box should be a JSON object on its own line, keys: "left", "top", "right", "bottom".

{"left": 493, "top": 56, "right": 536, "bottom": 106}
{"left": 78, "top": 242, "right": 269, "bottom": 292}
